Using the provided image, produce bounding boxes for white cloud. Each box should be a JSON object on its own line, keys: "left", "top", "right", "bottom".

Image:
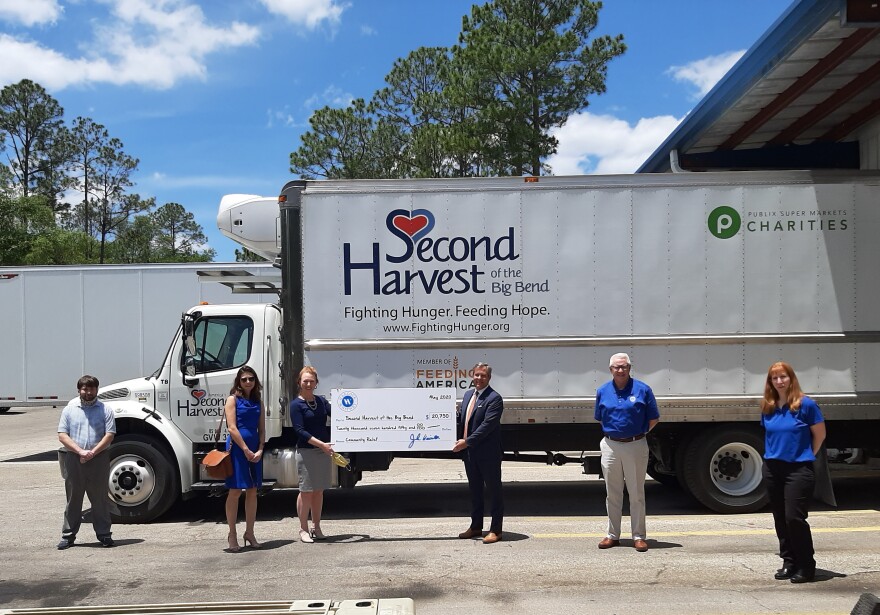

{"left": 546, "top": 112, "right": 683, "bottom": 176}
{"left": 0, "top": 0, "right": 261, "bottom": 90}
{"left": 0, "top": 0, "right": 62, "bottom": 26}
{"left": 360, "top": 24, "right": 376, "bottom": 36}
{"left": 668, "top": 50, "right": 745, "bottom": 98}
{"left": 145, "top": 171, "right": 274, "bottom": 190}
{"left": 258, "top": 0, "right": 347, "bottom": 28}
{"left": 266, "top": 106, "right": 300, "bottom": 129}
{"left": 303, "top": 84, "right": 354, "bottom": 109}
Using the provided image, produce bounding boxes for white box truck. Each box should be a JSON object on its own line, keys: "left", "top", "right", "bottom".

{"left": 92, "top": 172, "right": 880, "bottom": 522}
{"left": 0, "top": 263, "right": 277, "bottom": 412}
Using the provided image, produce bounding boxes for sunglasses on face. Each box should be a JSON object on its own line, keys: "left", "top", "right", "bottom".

{"left": 241, "top": 376, "right": 255, "bottom": 383}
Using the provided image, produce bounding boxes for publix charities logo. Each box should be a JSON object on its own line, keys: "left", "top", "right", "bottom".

{"left": 708, "top": 206, "right": 741, "bottom": 239}
{"left": 343, "top": 209, "right": 520, "bottom": 296}
{"left": 708, "top": 205, "right": 848, "bottom": 239}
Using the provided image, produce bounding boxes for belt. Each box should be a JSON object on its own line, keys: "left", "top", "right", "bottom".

{"left": 606, "top": 433, "right": 646, "bottom": 443}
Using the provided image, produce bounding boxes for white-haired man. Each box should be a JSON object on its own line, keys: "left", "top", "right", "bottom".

{"left": 594, "top": 353, "right": 659, "bottom": 552}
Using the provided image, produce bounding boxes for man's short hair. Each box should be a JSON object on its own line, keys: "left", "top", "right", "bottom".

{"left": 609, "top": 353, "right": 631, "bottom": 367}
{"left": 77, "top": 374, "right": 99, "bottom": 390}
{"left": 473, "top": 362, "right": 492, "bottom": 377}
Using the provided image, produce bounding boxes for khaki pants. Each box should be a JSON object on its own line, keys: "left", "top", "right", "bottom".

{"left": 600, "top": 436, "right": 649, "bottom": 540}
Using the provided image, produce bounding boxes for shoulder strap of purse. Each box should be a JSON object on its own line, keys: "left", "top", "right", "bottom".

{"left": 214, "top": 405, "right": 227, "bottom": 445}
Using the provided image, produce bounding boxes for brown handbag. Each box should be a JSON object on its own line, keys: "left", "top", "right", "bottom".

{"left": 201, "top": 412, "right": 233, "bottom": 479}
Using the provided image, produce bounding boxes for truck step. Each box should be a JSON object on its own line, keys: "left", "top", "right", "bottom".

{"left": 191, "top": 479, "right": 278, "bottom": 491}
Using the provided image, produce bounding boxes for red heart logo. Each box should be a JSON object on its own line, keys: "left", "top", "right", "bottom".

{"left": 393, "top": 214, "right": 429, "bottom": 238}
{"left": 191, "top": 390, "right": 206, "bottom": 400}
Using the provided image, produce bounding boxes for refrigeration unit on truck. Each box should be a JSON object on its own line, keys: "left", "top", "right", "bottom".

{"left": 0, "top": 263, "right": 277, "bottom": 412}
{"left": 94, "top": 172, "right": 880, "bottom": 522}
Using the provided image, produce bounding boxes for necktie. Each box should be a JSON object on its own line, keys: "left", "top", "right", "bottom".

{"left": 463, "top": 390, "right": 478, "bottom": 439}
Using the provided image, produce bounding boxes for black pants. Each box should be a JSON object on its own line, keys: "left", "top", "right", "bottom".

{"left": 762, "top": 459, "right": 815, "bottom": 573}
{"left": 464, "top": 450, "right": 504, "bottom": 533}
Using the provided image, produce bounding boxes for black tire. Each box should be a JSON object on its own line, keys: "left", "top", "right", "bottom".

{"left": 0, "top": 407, "right": 9, "bottom": 414}
{"left": 107, "top": 435, "right": 179, "bottom": 523}
{"left": 681, "top": 427, "right": 768, "bottom": 514}
{"left": 646, "top": 457, "right": 680, "bottom": 488}
{"left": 673, "top": 434, "right": 695, "bottom": 496}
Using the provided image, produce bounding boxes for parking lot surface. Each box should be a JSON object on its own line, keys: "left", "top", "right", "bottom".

{"left": 1, "top": 407, "right": 879, "bottom": 614}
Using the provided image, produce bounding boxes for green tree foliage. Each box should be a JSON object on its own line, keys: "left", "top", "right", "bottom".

{"left": 235, "top": 247, "right": 268, "bottom": 262}
{"left": 290, "top": 99, "right": 402, "bottom": 180}
{"left": 289, "top": 0, "right": 624, "bottom": 179}
{"left": 0, "top": 79, "right": 68, "bottom": 201}
{"left": 68, "top": 117, "right": 111, "bottom": 237}
{"left": 108, "top": 215, "right": 157, "bottom": 264}
{"left": 455, "top": 0, "right": 625, "bottom": 176}
{"left": 0, "top": 80, "right": 217, "bottom": 265}
{"left": 150, "top": 202, "right": 216, "bottom": 262}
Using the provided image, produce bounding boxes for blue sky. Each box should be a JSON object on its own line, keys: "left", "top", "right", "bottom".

{"left": 1, "top": 0, "right": 792, "bottom": 261}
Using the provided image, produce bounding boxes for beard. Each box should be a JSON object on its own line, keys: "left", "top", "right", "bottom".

{"left": 80, "top": 393, "right": 97, "bottom": 405}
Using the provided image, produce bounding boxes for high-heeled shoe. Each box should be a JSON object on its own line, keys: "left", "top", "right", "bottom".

{"left": 243, "top": 532, "right": 262, "bottom": 549}
{"left": 227, "top": 532, "right": 240, "bottom": 552}
{"left": 299, "top": 529, "right": 314, "bottom": 543}
{"left": 311, "top": 526, "right": 326, "bottom": 541}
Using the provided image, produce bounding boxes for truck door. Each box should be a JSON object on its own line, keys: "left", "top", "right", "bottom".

{"left": 171, "top": 313, "right": 258, "bottom": 443}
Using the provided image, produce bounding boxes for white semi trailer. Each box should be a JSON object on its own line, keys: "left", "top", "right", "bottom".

{"left": 94, "top": 172, "right": 880, "bottom": 522}
{"left": 0, "top": 263, "right": 276, "bottom": 412}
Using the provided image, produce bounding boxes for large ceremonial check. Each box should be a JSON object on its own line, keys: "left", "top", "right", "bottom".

{"left": 330, "top": 388, "right": 457, "bottom": 452}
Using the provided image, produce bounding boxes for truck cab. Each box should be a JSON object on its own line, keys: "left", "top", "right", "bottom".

{"left": 99, "top": 302, "right": 284, "bottom": 522}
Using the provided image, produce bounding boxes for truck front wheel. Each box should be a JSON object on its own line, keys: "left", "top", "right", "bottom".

{"left": 107, "top": 435, "right": 179, "bottom": 523}
{"left": 681, "top": 427, "right": 768, "bottom": 513}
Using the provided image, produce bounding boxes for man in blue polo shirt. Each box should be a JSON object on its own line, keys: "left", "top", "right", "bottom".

{"left": 57, "top": 374, "right": 116, "bottom": 550}
{"left": 594, "top": 353, "right": 659, "bottom": 552}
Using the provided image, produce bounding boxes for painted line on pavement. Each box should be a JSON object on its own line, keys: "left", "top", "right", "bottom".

{"left": 533, "top": 526, "right": 880, "bottom": 538}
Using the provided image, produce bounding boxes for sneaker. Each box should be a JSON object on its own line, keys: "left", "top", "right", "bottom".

{"left": 57, "top": 537, "right": 75, "bottom": 550}
{"left": 99, "top": 536, "right": 115, "bottom": 548}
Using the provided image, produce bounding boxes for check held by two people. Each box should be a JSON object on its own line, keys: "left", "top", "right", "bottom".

{"left": 330, "top": 388, "right": 457, "bottom": 452}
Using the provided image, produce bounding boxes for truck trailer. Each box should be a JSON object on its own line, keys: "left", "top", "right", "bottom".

{"left": 0, "top": 262, "right": 277, "bottom": 412}
{"left": 94, "top": 172, "right": 880, "bottom": 522}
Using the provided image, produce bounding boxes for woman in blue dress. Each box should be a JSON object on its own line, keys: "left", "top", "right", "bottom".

{"left": 223, "top": 366, "right": 265, "bottom": 552}
{"left": 761, "top": 361, "right": 826, "bottom": 583}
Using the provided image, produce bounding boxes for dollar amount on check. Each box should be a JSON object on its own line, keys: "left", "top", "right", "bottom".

{"left": 330, "top": 387, "right": 457, "bottom": 452}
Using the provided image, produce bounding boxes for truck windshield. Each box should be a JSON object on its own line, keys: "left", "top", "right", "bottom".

{"left": 181, "top": 316, "right": 254, "bottom": 374}
{"left": 150, "top": 325, "right": 181, "bottom": 380}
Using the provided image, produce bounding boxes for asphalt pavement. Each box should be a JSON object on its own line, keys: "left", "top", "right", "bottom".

{"left": 2, "top": 406, "right": 879, "bottom": 615}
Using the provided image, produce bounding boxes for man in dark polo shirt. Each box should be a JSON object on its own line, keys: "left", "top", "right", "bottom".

{"left": 594, "top": 353, "right": 659, "bottom": 552}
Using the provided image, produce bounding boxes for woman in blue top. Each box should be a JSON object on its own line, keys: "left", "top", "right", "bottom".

{"left": 290, "top": 366, "right": 334, "bottom": 543}
{"left": 223, "top": 366, "right": 265, "bottom": 552}
{"left": 760, "top": 361, "right": 826, "bottom": 583}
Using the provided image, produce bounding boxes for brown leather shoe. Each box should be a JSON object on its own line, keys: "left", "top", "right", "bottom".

{"left": 634, "top": 539, "right": 649, "bottom": 552}
{"left": 458, "top": 527, "right": 482, "bottom": 539}
{"left": 598, "top": 537, "right": 620, "bottom": 549}
{"left": 482, "top": 532, "right": 502, "bottom": 544}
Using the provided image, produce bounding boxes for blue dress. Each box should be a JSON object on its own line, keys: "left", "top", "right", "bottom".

{"left": 225, "top": 396, "right": 263, "bottom": 489}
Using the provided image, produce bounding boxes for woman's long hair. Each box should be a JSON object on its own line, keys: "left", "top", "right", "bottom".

{"left": 230, "top": 366, "right": 262, "bottom": 404}
{"left": 761, "top": 361, "right": 804, "bottom": 414}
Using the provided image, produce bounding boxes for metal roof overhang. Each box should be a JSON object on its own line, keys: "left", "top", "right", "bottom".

{"left": 638, "top": 0, "right": 880, "bottom": 173}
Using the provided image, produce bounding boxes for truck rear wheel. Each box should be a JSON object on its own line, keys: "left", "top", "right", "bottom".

{"left": 107, "top": 435, "right": 179, "bottom": 523}
{"left": 682, "top": 427, "right": 768, "bottom": 513}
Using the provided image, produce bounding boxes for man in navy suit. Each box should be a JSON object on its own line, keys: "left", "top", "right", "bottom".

{"left": 453, "top": 362, "right": 504, "bottom": 544}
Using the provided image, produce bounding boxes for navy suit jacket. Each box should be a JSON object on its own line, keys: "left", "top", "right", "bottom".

{"left": 458, "top": 386, "right": 504, "bottom": 458}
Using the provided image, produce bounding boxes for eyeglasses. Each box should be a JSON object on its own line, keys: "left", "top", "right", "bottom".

{"left": 610, "top": 365, "right": 631, "bottom": 372}
{"left": 241, "top": 376, "right": 255, "bottom": 382}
